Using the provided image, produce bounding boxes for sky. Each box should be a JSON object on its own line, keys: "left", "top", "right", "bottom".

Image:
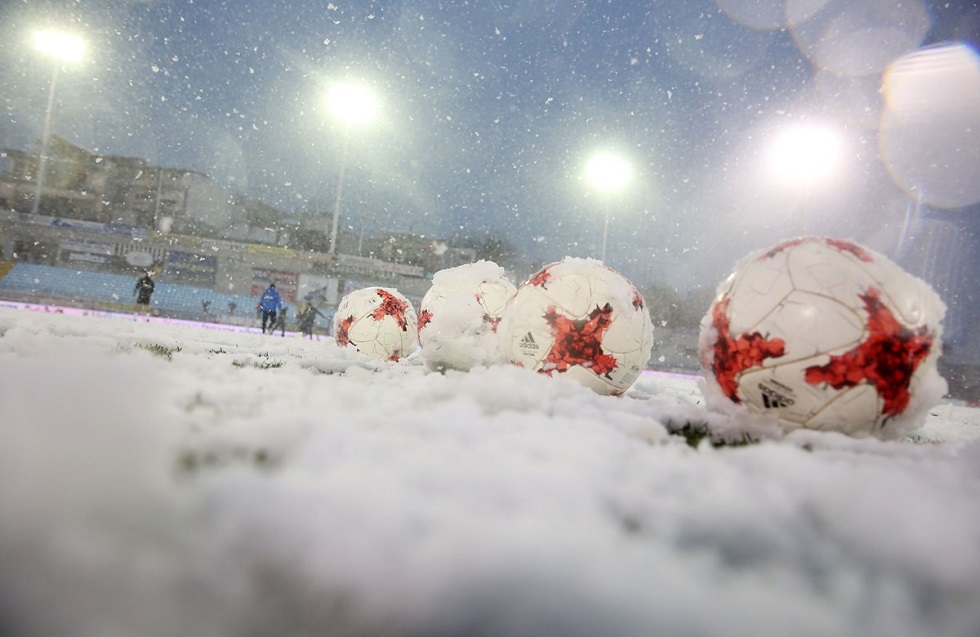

{"left": 2, "top": 304, "right": 980, "bottom": 636}
{"left": 1, "top": 1, "right": 979, "bottom": 306}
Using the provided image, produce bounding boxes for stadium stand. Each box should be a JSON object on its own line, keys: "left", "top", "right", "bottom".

{"left": 0, "top": 262, "right": 323, "bottom": 327}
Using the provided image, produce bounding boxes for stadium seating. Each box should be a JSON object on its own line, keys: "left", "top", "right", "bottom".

{"left": 0, "top": 262, "right": 309, "bottom": 324}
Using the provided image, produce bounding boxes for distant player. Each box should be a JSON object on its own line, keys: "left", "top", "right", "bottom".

{"left": 134, "top": 271, "right": 155, "bottom": 312}
{"left": 274, "top": 306, "right": 288, "bottom": 337}
{"left": 258, "top": 283, "right": 283, "bottom": 334}
{"left": 297, "top": 301, "right": 326, "bottom": 339}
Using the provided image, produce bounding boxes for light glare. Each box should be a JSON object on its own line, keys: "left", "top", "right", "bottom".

{"left": 33, "top": 30, "right": 86, "bottom": 63}
{"left": 879, "top": 43, "right": 980, "bottom": 208}
{"left": 767, "top": 125, "right": 842, "bottom": 188}
{"left": 326, "top": 82, "right": 379, "bottom": 127}
{"left": 586, "top": 152, "right": 632, "bottom": 192}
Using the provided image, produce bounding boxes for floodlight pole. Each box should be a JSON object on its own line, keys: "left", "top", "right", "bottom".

{"left": 601, "top": 202, "right": 611, "bottom": 264}
{"left": 586, "top": 151, "right": 630, "bottom": 265}
{"left": 31, "top": 65, "right": 60, "bottom": 215}
{"left": 328, "top": 135, "right": 351, "bottom": 256}
{"left": 324, "top": 81, "right": 378, "bottom": 257}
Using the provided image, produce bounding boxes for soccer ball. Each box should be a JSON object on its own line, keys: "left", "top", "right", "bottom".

{"left": 699, "top": 237, "right": 946, "bottom": 438}
{"left": 417, "top": 260, "right": 517, "bottom": 371}
{"left": 334, "top": 286, "right": 419, "bottom": 362}
{"left": 499, "top": 257, "right": 654, "bottom": 395}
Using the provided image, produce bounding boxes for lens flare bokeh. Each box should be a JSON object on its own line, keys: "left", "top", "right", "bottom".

{"left": 880, "top": 43, "right": 980, "bottom": 209}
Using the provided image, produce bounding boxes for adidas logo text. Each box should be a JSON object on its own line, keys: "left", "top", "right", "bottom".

{"left": 519, "top": 331, "right": 539, "bottom": 350}
{"left": 758, "top": 382, "right": 795, "bottom": 408}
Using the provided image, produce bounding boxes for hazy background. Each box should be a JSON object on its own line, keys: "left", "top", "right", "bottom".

{"left": 1, "top": 0, "right": 978, "bottom": 346}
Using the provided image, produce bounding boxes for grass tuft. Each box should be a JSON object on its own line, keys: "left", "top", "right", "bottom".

{"left": 138, "top": 343, "right": 182, "bottom": 360}
{"left": 232, "top": 358, "right": 285, "bottom": 369}
{"left": 666, "top": 420, "right": 759, "bottom": 449}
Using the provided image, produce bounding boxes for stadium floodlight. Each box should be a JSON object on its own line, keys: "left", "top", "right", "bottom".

{"left": 325, "top": 81, "right": 379, "bottom": 256}
{"left": 30, "top": 29, "right": 86, "bottom": 215}
{"left": 33, "top": 29, "right": 86, "bottom": 62}
{"left": 767, "top": 124, "right": 843, "bottom": 233}
{"left": 767, "top": 124, "right": 842, "bottom": 189}
{"left": 585, "top": 151, "right": 632, "bottom": 263}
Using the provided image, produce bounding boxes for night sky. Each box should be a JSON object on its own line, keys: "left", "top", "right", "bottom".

{"left": 1, "top": 0, "right": 979, "bottom": 345}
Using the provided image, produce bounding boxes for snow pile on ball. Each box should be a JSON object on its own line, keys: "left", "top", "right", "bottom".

{"left": 417, "top": 260, "right": 517, "bottom": 371}
{"left": 499, "top": 257, "right": 654, "bottom": 396}
{"left": 699, "top": 237, "right": 946, "bottom": 439}
{"left": 334, "top": 286, "right": 419, "bottom": 362}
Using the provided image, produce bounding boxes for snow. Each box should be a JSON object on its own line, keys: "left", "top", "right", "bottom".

{"left": 419, "top": 260, "right": 516, "bottom": 371}
{"left": 2, "top": 304, "right": 980, "bottom": 637}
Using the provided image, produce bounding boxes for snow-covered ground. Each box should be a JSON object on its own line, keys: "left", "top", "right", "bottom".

{"left": 2, "top": 304, "right": 979, "bottom": 637}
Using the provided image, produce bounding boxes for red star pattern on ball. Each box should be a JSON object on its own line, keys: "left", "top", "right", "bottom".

{"left": 336, "top": 315, "right": 354, "bottom": 347}
{"left": 474, "top": 293, "right": 503, "bottom": 332}
{"left": 528, "top": 268, "right": 552, "bottom": 287}
{"left": 631, "top": 290, "right": 644, "bottom": 311}
{"left": 541, "top": 303, "right": 618, "bottom": 377}
{"left": 757, "top": 237, "right": 875, "bottom": 263}
{"left": 372, "top": 289, "right": 410, "bottom": 330}
{"left": 826, "top": 238, "right": 874, "bottom": 263}
{"left": 758, "top": 238, "right": 807, "bottom": 261}
{"left": 417, "top": 308, "right": 433, "bottom": 336}
{"left": 804, "top": 287, "right": 933, "bottom": 416}
{"left": 708, "top": 296, "right": 787, "bottom": 402}
{"left": 483, "top": 314, "right": 501, "bottom": 332}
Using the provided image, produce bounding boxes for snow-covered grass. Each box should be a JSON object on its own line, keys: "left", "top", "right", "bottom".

{"left": 1, "top": 305, "right": 979, "bottom": 637}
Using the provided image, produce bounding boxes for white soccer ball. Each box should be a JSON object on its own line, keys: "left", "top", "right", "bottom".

{"left": 499, "top": 257, "right": 654, "bottom": 395}
{"left": 334, "top": 286, "right": 419, "bottom": 362}
{"left": 417, "top": 260, "right": 517, "bottom": 371}
{"left": 699, "top": 236, "right": 946, "bottom": 438}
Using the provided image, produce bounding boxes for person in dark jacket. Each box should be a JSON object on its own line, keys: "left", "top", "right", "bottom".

{"left": 274, "top": 305, "right": 288, "bottom": 337}
{"left": 297, "top": 301, "right": 326, "bottom": 339}
{"left": 258, "top": 283, "right": 283, "bottom": 334}
{"left": 134, "top": 271, "right": 155, "bottom": 311}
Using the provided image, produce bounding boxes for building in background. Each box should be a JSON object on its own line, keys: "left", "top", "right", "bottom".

{"left": 0, "top": 137, "right": 486, "bottom": 319}
{"left": 0, "top": 136, "right": 233, "bottom": 233}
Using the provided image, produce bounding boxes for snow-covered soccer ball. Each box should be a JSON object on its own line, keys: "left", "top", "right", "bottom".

{"left": 699, "top": 237, "right": 946, "bottom": 439}
{"left": 417, "top": 260, "right": 517, "bottom": 371}
{"left": 499, "top": 257, "right": 654, "bottom": 395}
{"left": 334, "top": 287, "right": 419, "bottom": 362}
